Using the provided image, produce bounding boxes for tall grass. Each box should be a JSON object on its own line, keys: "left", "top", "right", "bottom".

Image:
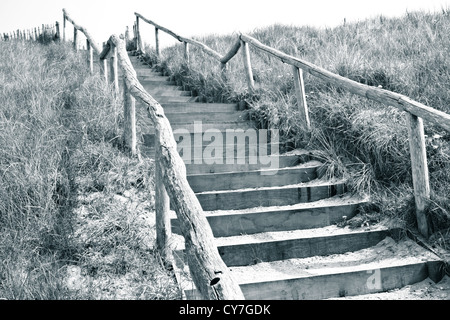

{"left": 143, "top": 9, "right": 450, "bottom": 238}
{"left": 0, "top": 40, "right": 179, "bottom": 299}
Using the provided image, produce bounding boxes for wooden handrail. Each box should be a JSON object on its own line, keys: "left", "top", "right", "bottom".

{"left": 63, "top": 8, "right": 101, "bottom": 55}
{"left": 108, "top": 34, "right": 245, "bottom": 300}
{"left": 125, "top": 12, "right": 450, "bottom": 237}
{"left": 134, "top": 12, "right": 222, "bottom": 61}
{"left": 240, "top": 33, "right": 450, "bottom": 133}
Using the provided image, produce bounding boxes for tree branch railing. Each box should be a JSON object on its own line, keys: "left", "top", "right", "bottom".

{"left": 134, "top": 12, "right": 450, "bottom": 239}
{"left": 60, "top": 10, "right": 450, "bottom": 300}
{"left": 63, "top": 9, "right": 105, "bottom": 76}
{"left": 61, "top": 9, "right": 245, "bottom": 300}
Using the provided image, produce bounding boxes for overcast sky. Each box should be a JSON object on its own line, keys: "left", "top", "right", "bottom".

{"left": 1, "top": 0, "right": 450, "bottom": 48}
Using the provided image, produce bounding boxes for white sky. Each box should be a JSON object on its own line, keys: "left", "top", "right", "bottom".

{"left": 1, "top": 0, "right": 450, "bottom": 48}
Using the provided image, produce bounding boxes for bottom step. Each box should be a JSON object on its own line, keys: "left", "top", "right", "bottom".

{"left": 175, "top": 237, "right": 442, "bottom": 300}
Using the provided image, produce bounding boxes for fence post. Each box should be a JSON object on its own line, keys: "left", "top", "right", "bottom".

{"left": 55, "top": 21, "right": 60, "bottom": 41}
{"left": 184, "top": 41, "right": 190, "bottom": 65}
{"left": 109, "top": 44, "right": 119, "bottom": 95}
{"left": 292, "top": 65, "right": 311, "bottom": 131}
{"left": 406, "top": 113, "right": 431, "bottom": 238}
{"left": 86, "top": 39, "right": 94, "bottom": 75}
{"left": 73, "top": 27, "right": 78, "bottom": 51}
{"left": 123, "top": 78, "right": 137, "bottom": 155}
{"left": 155, "top": 128, "right": 173, "bottom": 268}
{"left": 241, "top": 40, "right": 255, "bottom": 93}
{"left": 125, "top": 26, "right": 130, "bottom": 48}
{"left": 136, "top": 16, "right": 142, "bottom": 52}
{"left": 155, "top": 27, "right": 160, "bottom": 58}
{"left": 63, "top": 14, "right": 66, "bottom": 41}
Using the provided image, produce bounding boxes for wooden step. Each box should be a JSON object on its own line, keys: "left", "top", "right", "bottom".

{"left": 195, "top": 178, "right": 348, "bottom": 211}
{"left": 149, "top": 102, "right": 239, "bottom": 113}
{"left": 150, "top": 95, "right": 199, "bottom": 103}
{"left": 166, "top": 111, "right": 246, "bottom": 124}
{"left": 143, "top": 121, "right": 256, "bottom": 135}
{"left": 175, "top": 225, "right": 394, "bottom": 267}
{"left": 145, "top": 88, "right": 192, "bottom": 97}
{"left": 186, "top": 160, "right": 322, "bottom": 192}
{"left": 137, "top": 77, "right": 176, "bottom": 85}
{"left": 171, "top": 194, "right": 366, "bottom": 237}
{"left": 175, "top": 236, "right": 443, "bottom": 300}
{"left": 184, "top": 153, "right": 307, "bottom": 174}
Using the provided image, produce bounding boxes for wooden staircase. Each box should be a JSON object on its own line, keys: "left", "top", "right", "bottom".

{"left": 128, "top": 54, "right": 444, "bottom": 300}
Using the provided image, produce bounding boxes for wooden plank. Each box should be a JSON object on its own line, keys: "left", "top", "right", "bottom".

{"left": 216, "top": 228, "right": 390, "bottom": 266}
{"left": 240, "top": 34, "right": 450, "bottom": 132}
{"left": 406, "top": 113, "right": 431, "bottom": 238}
{"left": 172, "top": 195, "right": 363, "bottom": 237}
{"left": 187, "top": 162, "right": 320, "bottom": 192}
{"left": 195, "top": 180, "right": 347, "bottom": 211}
{"left": 109, "top": 34, "right": 244, "bottom": 300}
{"left": 239, "top": 262, "right": 430, "bottom": 300}
{"left": 184, "top": 154, "right": 304, "bottom": 174}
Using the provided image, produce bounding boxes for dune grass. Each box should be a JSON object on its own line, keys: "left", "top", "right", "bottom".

{"left": 0, "top": 40, "right": 180, "bottom": 299}
{"left": 141, "top": 9, "right": 450, "bottom": 243}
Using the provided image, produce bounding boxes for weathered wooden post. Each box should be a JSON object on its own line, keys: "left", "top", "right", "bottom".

{"left": 73, "top": 27, "right": 78, "bottom": 51}
{"left": 55, "top": 21, "right": 60, "bottom": 41}
{"left": 292, "top": 65, "right": 311, "bottom": 131}
{"left": 100, "top": 42, "right": 108, "bottom": 82}
{"left": 155, "top": 129, "right": 173, "bottom": 268}
{"left": 125, "top": 26, "right": 130, "bottom": 48}
{"left": 86, "top": 39, "right": 94, "bottom": 74}
{"left": 155, "top": 27, "right": 160, "bottom": 58}
{"left": 406, "top": 113, "right": 431, "bottom": 238}
{"left": 136, "top": 16, "right": 142, "bottom": 52}
{"left": 109, "top": 44, "right": 119, "bottom": 95}
{"left": 63, "top": 14, "right": 66, "bottom": 42}
{"left": 241, "top": 40, "right": 255, "bottom": 92}
{"left": 184, "top": 41, "right": 190, "bottom": 65}
{"left": 123, "top": 78, "right": 137, "bottom": 155}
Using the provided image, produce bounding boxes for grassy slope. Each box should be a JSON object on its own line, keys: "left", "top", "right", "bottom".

{"left": 143, "top": 10, "right": 450, "bottom": 244}
{"left": 0, "top": 41, "right": 179, "bottom": 299}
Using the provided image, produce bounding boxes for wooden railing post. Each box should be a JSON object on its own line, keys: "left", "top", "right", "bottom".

{"left": 155, "top": 27, "right": 160, "bottom": 58}
{"left": 155, "top": 129, "right": 173, "bottom": 268}
{"left": 55, "top": 21, "right": 60, "bottom": 41}
{"left": 73, "top": 27, "right": 78, "bottom": 51}
{"left": 63, "top": 14, "right": 66, "bottom": 42}
{"left": 292, "top": 65, "right": 311, "bottom": 131}
{"left": 184, "top": 41, "right": 190, "bottom": 65}
{"left": 241, "top": 40, "right": 255, "bottom": 92}
{"left": 86, "top": 39, "right": 94, "bottom": 75}
{"left": 109, "top": 44, "right": 119, "bottom": 95}
{"left": 123, "top": 78, "right": 137, "bottom": 155}
{"left": 406, "top": 113, "right": 431, "bottom": 238}
{"left": 136, "top": 16, "right": 142, "bottom": 52}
